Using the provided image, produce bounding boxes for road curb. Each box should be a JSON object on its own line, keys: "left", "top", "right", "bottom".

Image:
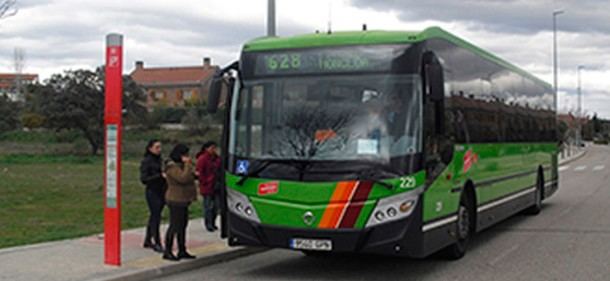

{"left": 559, "top": 150, "right": 586, "bottom": 167}
{"left": 88, "top": 247, "right": 268, "bottom": 281}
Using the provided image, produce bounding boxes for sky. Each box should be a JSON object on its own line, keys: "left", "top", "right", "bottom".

{"left": 0, "top": 0, "right": 608, "bottom": 117}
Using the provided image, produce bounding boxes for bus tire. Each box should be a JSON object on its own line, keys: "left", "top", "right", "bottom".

{"left": 443, "top": 189, "right": 474, "bottom": 260}
{"left": 524, "top": 171, "right": 544, "bottom": 215}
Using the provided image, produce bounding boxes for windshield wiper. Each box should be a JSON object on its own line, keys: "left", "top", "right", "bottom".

{"left": 356, "top": 171, "right": 394, "bottom": 190}
{"left": 355, "top": 164, "right": 401, "bottom": 190}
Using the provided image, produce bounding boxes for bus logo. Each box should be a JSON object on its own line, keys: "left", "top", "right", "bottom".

{"left": 258, "top": 181, "right": 279, "bottom": 196}
{"left": 463, "top": 149, "right": 479, "bottom": 173}
{"left": 303, "top": 211, "right": 315, "bottom": 226}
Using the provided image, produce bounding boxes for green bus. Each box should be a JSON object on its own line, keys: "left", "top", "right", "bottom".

{"left": 207, "top": 26, "right": 558, "bottom": 259}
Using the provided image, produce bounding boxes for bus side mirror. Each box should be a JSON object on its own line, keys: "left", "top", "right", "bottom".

{"left": 427, "top": 63, "right": 445, "bottom": 102}
{"left": 207, "top": 77, "right": 223, "bottom": 114}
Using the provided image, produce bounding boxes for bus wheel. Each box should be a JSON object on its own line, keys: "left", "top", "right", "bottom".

{"left": 443, "top": 192, "right": 473, "bottom": 260}
{"left": 524, "top": 172, "right": 543, "bottom": 215}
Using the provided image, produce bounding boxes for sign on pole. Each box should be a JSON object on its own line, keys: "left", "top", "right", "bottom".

{"left": 104, "top": 33, "right": 123, "bottom": 266}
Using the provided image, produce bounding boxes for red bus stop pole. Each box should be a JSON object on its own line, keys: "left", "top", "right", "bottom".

{"left": 104, "top": 33, "right": 123, "bottom": 266}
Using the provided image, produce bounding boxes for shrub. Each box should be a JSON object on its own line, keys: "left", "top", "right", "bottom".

{"left": 20, "top": 112, "right": 46, "bottom": 129}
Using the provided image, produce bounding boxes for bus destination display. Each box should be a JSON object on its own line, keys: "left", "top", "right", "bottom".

{"left": 250, "top": 45, "right": 404, "bottom": 76}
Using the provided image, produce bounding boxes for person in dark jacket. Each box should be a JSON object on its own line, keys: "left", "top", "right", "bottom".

{"left": 196, "top": 141, "right": 221, "bottom": 232}
{"left": 139, "top": 139, "right": 166, "bottom": 253}
{"left": 162, "top": 144, "right": 198, "bottom": 261}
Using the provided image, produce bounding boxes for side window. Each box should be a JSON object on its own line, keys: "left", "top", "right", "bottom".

{"left": 430, "top": 39, "right": 554, "bottom": 144}
{"left": 235, "top": 85, "right": 265, "bottom": 157}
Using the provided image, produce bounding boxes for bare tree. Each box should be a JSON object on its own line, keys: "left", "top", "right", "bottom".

{"left": 275, "top": 107, "right": 354, "bottom": 159}
{"left": 0, "top": 0, "right": 17, "bottom": 20}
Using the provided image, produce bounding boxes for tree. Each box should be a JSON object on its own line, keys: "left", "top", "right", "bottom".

{"left": 0, "top": 0, "right": 17, "bottom": 20}
{"left": 32, "top": 68, "right": 145, "bottom": 155}
{"left": 181, "top": 101, "right": 224, "bottom": 137}
{"left": 0, "top": 94, "right": 20, "bottom": 133}
{"left": 592, "top": 113, "right": 601, "bottom": 134}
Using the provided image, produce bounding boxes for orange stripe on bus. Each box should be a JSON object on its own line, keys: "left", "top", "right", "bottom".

{"left": 318, "top": 181, "right": 357, "bottom": 229}
{"left": 334, "top": 182, "right": 359, "bottom": 228}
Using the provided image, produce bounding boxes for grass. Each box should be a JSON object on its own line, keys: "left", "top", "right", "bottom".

{"left": 0, "top": 128, "right": 221, "bottom": 249}
{"left": 0, "top": 128, "right": 222, "bottom": 158}
{"left": 0, "top": 155, "right": 203, "bottom": 249}
{"left": 0, "top": 130, "right": 82, "bottom": 143}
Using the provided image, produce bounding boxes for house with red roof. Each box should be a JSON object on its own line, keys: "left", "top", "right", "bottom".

{"left": 0, "top": 73, "right": 39, "bottom": 101}
{"left": 129, "top": 57, "right": 218, "bottom": 110}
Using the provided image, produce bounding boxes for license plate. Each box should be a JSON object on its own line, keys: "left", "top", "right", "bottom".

{"left": 290, "top": 238, "right": 332, "bottom": 251}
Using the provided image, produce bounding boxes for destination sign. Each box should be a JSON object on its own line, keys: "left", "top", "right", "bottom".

{"left": 246, "top": 45, "right": 408, "bottom": 76}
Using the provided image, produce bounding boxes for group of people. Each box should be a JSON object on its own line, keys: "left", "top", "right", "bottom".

{"left": 139, "top": 140, "right": 221, "bottom": 261}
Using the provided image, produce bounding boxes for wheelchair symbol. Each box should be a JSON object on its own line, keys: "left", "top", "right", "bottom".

{"left": 236, "top": 160, "right": 249, "bottom": 175}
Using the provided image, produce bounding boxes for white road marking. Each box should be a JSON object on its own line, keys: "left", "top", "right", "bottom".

{"left": 559, "top": 166, "right": 569, "bottom": 172}
{"left": 574, "top": 166, "right": 587, "bottom": 171}
{"left": 593, "top": 165, "right": 605, "bottom": 171}
{"left": 488, "top": 244, "right": 520, "bottom": 266}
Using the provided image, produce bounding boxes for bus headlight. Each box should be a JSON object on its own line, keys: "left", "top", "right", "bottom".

{"left": 365, "top": 187, "right": 423, "bottom": 228}
{"left": 227, "top": 188, "right": 260, "bottom": 223}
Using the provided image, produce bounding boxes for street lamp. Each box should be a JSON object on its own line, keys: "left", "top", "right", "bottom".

{"left": 267, "top": 0, "right": 276, "bottom": 37}
{"left": 553, "top": 10, "right": 564, "bottom": 117}
{"left": 577, "top": 65, "right": 584, "bottom": 145}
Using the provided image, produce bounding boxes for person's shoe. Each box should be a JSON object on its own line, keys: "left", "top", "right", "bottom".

{"left": 162, "top": 253, "right": 179, "bottom": 261}
{"left": 205, "top": 226, "right": 216, "bottom": 232}
{"left": 143, "top": 241, "right": 153, "bottom": 249}
{"left": 152, "top": 244, "right": 164, "bottom": 253}
{"left": 212, "top": 225, "right": 219, "bottom": 231}
{"left": 177, "top": 252, "right": 196, "bottom": 259}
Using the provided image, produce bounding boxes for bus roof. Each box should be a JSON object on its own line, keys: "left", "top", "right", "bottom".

{"left": 243, "top": 27, "right": 552, "bottom": 89}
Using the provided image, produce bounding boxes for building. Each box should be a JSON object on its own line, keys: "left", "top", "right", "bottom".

{"left": 129, "top": 57, "right": 219, "bottom": 110}
{"left": 0, "top": 73, "right": 39, "bottom": 102}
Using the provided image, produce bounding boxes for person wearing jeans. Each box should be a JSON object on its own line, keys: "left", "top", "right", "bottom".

{"left": 196, "top": 141, "right": 221, "bottom": 232}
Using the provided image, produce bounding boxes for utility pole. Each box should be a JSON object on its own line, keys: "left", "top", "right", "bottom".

{"left": 13, "top": 47, "right": 24, "bottom": 101}
{"left": 577, "top": 65, "right": 584, "bottom": 146}
{"left": 267, "top": 0, "right": 276, "bottom": 37}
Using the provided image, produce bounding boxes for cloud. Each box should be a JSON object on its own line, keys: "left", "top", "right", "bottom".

{"left": 0, "top": 0, "right": 310, "bottom": 78}
{"left": 350, "top": 0, "right": 610, "bottom": 35}
{"left": 1, "top": 0, "right": 610, "bottom": 118}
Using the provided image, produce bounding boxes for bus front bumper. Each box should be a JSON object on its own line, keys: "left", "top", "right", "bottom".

{"left": 226, "top": 211, "right": 431, "bottom": 257}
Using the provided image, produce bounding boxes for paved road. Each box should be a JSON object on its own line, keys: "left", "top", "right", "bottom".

{"left": 157, "top": 145, "right": 610, "bottom": 281}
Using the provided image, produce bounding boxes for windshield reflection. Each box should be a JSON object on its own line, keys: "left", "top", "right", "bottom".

{"left": 229, "top": 74, "right": 422, "bottom": 163}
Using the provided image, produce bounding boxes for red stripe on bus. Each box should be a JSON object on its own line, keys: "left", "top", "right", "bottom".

{"left": 338, "top": 181, "right": 374, "bottom": 228}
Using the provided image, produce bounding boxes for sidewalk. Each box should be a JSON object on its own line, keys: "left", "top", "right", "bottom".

{"left": 559, "top": 144, "right": 587, "bottom": 165}
{"left": 0, "top": 218, "right": 263, "bottom": 281}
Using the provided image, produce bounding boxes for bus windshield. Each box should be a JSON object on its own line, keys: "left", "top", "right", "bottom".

{"left": 230, "top": 74, "right": 422, "bottom": 163}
